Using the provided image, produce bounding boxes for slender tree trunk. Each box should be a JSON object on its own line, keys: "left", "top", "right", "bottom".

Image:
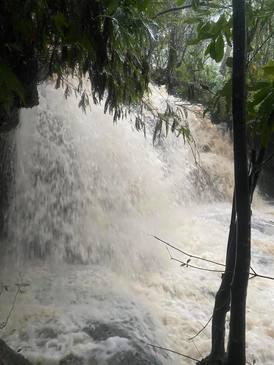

{"left": 199, "top": 144, "right": 268, "bottom": 365}
{"left": 227, "top": 1, "right": 250, "bottom": 364}
{"left": 198, "top": 195, "right": 236, "bottom": 365}
{"left": 198, "top": 159, "right": 268, "bottom": 365}
{"left": 210, "top": 195, "right": 236, "bottom": 361}
{"left": 166, "top": 27, "right": 178, "bottom": 93}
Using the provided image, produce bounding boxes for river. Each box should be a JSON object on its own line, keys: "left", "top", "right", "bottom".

{"left": 0, "top": 83, "right": 273, "bottom": 365}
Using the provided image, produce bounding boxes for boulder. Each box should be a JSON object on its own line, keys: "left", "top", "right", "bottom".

{"left": 59, "top": 354, "right": 84, "bottom": 365}
{"left": 0, "top": 339, "right": 33, "bottom": 365}
{"left": 82, "top": 321, "right": 166, "bottom": 365}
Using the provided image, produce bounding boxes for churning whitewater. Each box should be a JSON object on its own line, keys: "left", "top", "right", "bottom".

{"left": 0, "top": 83, "right": 274, "bottom": 364}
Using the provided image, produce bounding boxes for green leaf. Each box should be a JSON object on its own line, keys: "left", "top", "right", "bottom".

{"left": 248, "top": 81, "right": 271, "bottom": 91}
{"left": 192, "top": 0, "right": 200, "bottom": 9}
{"left": 214, "top": 35, "right": 224, "bottom": 62}
{"left": 205, "top": 36, "right": 224, "bottom": 63}
{"left": 105, "top": 0, "right": 120, "bottom": 14}
{"left": 262, "top": 60, "right": 274, "bottom": 79}
{"left": 183, "top": 17, "right": 201, "bottom": 24}
{"left": 250, "top": 86, "right": 272, "bottom": 107}
{"left": 258, "top": 91, "right": 274, "bottom": 117}
{"left": 197, "top": 21, "right": 215, "bottom": 40}
{"left": 53, "top": 12, "right": 68, "bottom": 32}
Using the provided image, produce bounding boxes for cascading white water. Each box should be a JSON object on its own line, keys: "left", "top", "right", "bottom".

{"left": 0, "top": 83, "right": 273, "bottom": 365}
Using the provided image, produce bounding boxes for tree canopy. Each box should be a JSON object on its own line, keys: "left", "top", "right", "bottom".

{"left": 0, "top": 0, "right": 154, "bottom": 121}
{"left": 1, "top": 0, "right": 273, "bottom": 140}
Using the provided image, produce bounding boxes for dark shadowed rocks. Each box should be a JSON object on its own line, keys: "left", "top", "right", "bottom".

{"left": 0, "top": 339, "right": 33, "bottom": 365}
{"left": 59, "top": 354, "right": 85, "bottom": 365}
{"left": 82, "top": 321, "right": 165, "bottom": 365}
{"left": 0, "top": 131, "right": 16, "bottom": 241}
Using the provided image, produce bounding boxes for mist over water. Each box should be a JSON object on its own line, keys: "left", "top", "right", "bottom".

{"left": 1, "top": 84, "right": 273, "bottom": 364}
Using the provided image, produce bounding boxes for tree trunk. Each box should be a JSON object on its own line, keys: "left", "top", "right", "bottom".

{"left": 209, "top": 196, "right": 236, "bottom": 361}
{"left": 199, "top": 142, "right": 269, "bottom": 365}
{"left": 198, "top": 197, "right": 236, "bottom": 365}
{"left": 198, "top": 3, "right": 273, "bottom": 365}
{"left": 166, "top": 27, "right": 178, "bottom": 93}
{"left": 227, "top": 1, "right": 250, "bottom": 364}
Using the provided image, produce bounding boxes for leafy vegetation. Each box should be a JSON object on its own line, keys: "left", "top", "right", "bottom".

{"left": 152, "top": 0, "right": 274, "bottom": 133}
{"left": 0, "top": 0, "right": 154, "bottom": 119}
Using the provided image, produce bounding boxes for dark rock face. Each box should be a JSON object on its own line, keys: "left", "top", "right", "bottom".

{"left": 82, "top": 322, "right": 165, "bottom": 365}
{"left": 109, "top": 349, "right": 161, "bottom": 365}
{"left": 0, "top": 110, "right": 19, "bottom": 133}
{"left": 2, "top": 321, "right": 168, "bottom": 365}
{"left": 59, "top": 354, "right": 85, "bottom": 365}
{"left": 83, "top": 322, "right": 129, "bottom": 342}
{"left": 37, "top": 326, "right": 59, "bottom": 339}
{"left": 0, "top": 339, "right": 33, "bottom": 365}
{"left": 0, "top": 131, "right": 16, "bottom": 241}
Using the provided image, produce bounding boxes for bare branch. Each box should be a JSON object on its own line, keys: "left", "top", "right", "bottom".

{"left": 154, "top": 1, "right": 231, "bottom": 18}
{"left": 166, "top": 248, "right": 224, "bottom": 273}
{"left": 248, "top": 32, "right": 274, "bottom": 66}
{"left": 249, "top": 269, "right": 274, "bottom": 281}
{"left": 153, "top": 235, "right": 225, "bottom": 267}
{"left": 254, "top": 151, "right": 274, "bottom": 173}
{"left": 156, "top": 235, "right": 274, "bottom": 281}
{"left": 188, "top": 315, "right": 213, "bottom": 341}
{"left": 138, "top": 338, "right": 199, "bottom": 362}
{"left": 0, "top": 277, "right": 30, "bottom": 330}
{"left": 154, "top": 1, "right": 211, "bottom": 19}
{"left": 154, "top": 4, "right": 194, "bottom": 19}
{"left": 0, "top": 287, "right": 20, "bottom": 330}
{"left": 192, "top": 340, "right": 202, "bottom": 358}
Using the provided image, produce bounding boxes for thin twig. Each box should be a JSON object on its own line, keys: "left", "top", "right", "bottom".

{"left": 153, "top": 235, "right": 225, "bottom": 267}
{"left": 250, "top": 270, "right": 274, "bottom": 281}
{"left": 166, "top": 246, "right": 224, "bottom": 273}
{"left": 0, "top": 274, "right": 29, "bottom": 330}
{"left": 139, "top": 339, "right": 199, "bottom": 362}
{"left": 188, "top": 315, "right": 213, "bottom": 341}
{"left": 183, "top": 261, "right": 224, "bottom": 273}
{"left": 154, "top": 2, "right": 208, "bottom": 18}
{"left": 250, "top": 266, "right": 256, "bottom": 275}
{"left": 254, "top": 151, "right": 274, "bottom": 173}
{"left": 192, "top": 340, "right": 203, "bottom": 358}
{"left": 157, "top": 235, "right": 274, "bottom": 281}
{"left": 0, "top": 287, "right": 20, "bottom": 330}
{"left": 248, "top": 32, "right": 274, "bottom": 66}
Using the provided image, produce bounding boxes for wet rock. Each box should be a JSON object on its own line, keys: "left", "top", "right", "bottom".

{"left": 83, "top": 322, "right": 165, "bottom": 365}
{"left": 0, "top": 339, "right": 33, "bottom": 365}
{"left": 0, "top": 109, "right": 19, "bottom": 133}
{"left": 201, "top": 144, "right": 211, "bottom": 152}
{"left": 59, "top": 353, "right": 84, "bottom": 365}
{"left": 110, "top": 349, "right": 161, "bottom": 365}
{"left": 37, "top": 326, "right": 58, "bottom": 339}
{"left": 83, "top": 322, "right": 128, "bottom": 342}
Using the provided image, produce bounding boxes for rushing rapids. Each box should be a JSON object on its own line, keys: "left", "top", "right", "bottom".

{"left": 0, "top": 83, "right": 273, "bottom": 364}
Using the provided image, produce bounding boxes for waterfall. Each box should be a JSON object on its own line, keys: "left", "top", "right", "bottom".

{"left": 5, "top": 84, "right": 234, "bottom": 264}
{"left": 1, "top": 83, "right": 273, "bottom": 365}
